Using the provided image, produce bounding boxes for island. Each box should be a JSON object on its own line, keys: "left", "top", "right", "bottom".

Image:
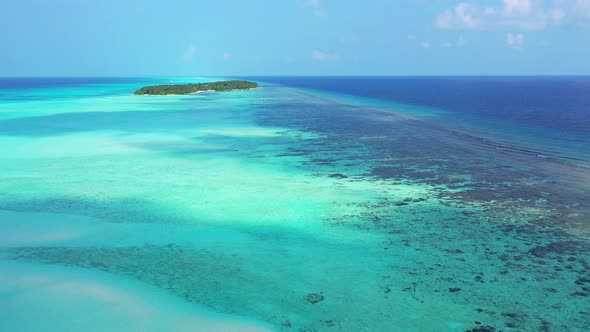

{"left": 133, "top": 80, "right": 258, "bottom": 95}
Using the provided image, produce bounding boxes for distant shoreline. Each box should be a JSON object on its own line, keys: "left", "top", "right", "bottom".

{"left": 133, "top": 88, "right": 259, "bottom": 97}
{"left": 133, "top": 80, "right": 258, "bottom": 96}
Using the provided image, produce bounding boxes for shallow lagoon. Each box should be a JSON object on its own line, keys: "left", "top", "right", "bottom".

{"left": 0, "top": 78, "right": 589, "bottom": 331}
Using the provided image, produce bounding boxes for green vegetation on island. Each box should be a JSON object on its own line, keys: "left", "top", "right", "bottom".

{"left": 134, "top": 80, "right": 259, "bottom": 95}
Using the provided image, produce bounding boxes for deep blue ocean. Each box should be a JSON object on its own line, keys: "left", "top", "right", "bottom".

{"left": 253, "top": 76, "right": 590, "bottom": 132}
{"left": 248, "top": 76, "right": 590, "bottom": 163}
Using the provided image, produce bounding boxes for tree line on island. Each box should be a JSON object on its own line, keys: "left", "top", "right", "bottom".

{"left": 134, "top": 80, "right": 259, "bottom": 95}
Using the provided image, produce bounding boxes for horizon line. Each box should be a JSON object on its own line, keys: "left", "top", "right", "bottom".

{"left": 2, "top": 74, "right": 590, "bottom": 78}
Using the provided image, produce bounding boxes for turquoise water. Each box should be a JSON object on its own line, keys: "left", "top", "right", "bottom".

{"left": 0, "top": 78, "right": 589, "bottom": 331}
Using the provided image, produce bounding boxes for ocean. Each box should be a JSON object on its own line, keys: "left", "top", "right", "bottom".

{"left": 0, "top": 76, "right": 588, "bottom": 331}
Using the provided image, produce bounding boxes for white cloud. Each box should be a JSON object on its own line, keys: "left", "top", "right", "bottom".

{"left": 305, "top": 0, "right": 321, "bottom": 8}
{"left": 549, "top": 8, "right": 566, "bottom": 24}
{"left": 436, "top": 10, "right": 454, "bottom": 28}
{"left": 503, "top": 0, "right": 532, "bottom": 16}
{"left": 223, "top": 52, "right": 232, "bottom": 61}
{"left": 311, "top": 50, "right": 339, "bottom": 61}
{"left": 506, "top": 32, "right": 525, "bottom": 48}
{"left": 434, "top": 0, "right": 581, "bottom": 30}
{"left": 422, "top": 41, "right": 431, "bottom": 49}
{"left": 303, "top": 0, "right": 326, "bottom": 16}
{"left": 443, "top": 41, "right": 453, "bottom": 48}
{"left": 455, "top": 3, "right": 482, "bottom": 27}
{"left": 435, "top": 3, "right": 481, "bottom": 29}
{"left": 407, "top": 34, "right": 416, "bottom": 41}
{"left": 182, "top": 45, "right": 196, "bottom": 61}
{"left": 576, "top": 0, "right": 590, "bottom": 18}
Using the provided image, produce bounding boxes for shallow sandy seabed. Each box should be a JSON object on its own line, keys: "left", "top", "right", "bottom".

{"left": 0, "top": 260, "right": 273, "bottom": 332}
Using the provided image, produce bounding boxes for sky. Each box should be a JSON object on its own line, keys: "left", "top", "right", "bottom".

{"left": 1, "top": 0, "right": 589, "bottom": 76}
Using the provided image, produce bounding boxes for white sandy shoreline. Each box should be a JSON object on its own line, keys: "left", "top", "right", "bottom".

{"left": 133, "top": 87, "right": 259, "bottom": 97}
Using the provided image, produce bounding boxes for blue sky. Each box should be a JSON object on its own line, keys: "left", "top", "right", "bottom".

{"left": 1, "top": 0, "right": 589, "bottom": 76}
